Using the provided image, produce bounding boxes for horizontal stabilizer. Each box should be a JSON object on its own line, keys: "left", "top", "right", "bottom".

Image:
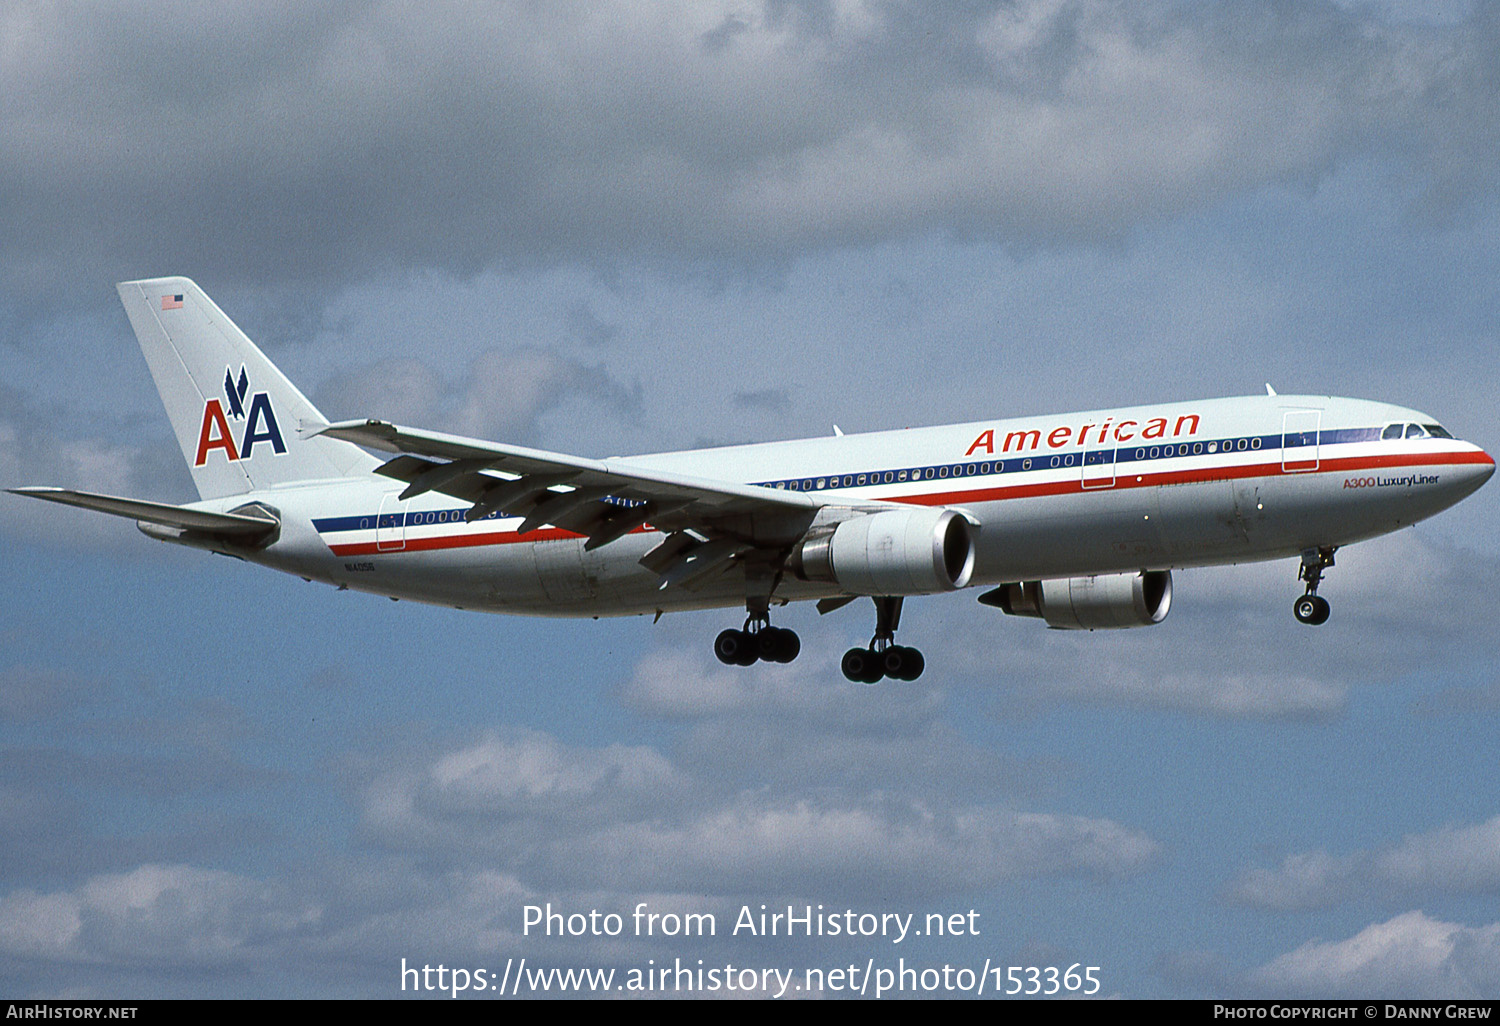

{"left": 8, "top": 487, "right": 278, "bottom": 535}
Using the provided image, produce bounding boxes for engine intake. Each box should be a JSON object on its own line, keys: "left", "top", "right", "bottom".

{"left": 790, "top": 507, "right": 975, "bottom": 595}
{"left": 983, "top": 570, "right": 1171, "bottom": 629}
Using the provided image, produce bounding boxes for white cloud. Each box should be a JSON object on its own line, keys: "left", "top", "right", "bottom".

{"left": 1229, "top": 815, "right": 1500, "bottom": 911}
{"left": 314, "top": 348, "right": 640, "bottom": 447}
{"left": 1225, "top": 850, "right": 1358, "bottom": 911}
{"left": 621, "top": 647, "right": 942, "bottom": 728}
{"left": 0, "top": 384, "right": 187, "bottom": 548}
{"left": 0, "top": 864, "right": 320, "bottom": 967}
{"left": 621, "top": 645, "right": 1058, "bottom": 797}
{"left": 1248, "top": 911, "right": 1500, "bottom": 998}
{"left": 356, "top": 722, "right": 1157, "bottom": 899}
{"left": 1, "top": 1, "right": 1495, "bottom": 301}
{"left": 1374, "top": 819, "right": 1500, "bottom": 894}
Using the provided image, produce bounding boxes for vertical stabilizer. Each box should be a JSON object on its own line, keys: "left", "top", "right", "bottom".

{"left": 117, "top": 277, "right": 377, "bottom": 499}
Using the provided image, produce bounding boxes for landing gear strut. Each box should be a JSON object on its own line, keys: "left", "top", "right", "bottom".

{"left": 1293, "top": 547, "right": 1335, "bottom": 626}
{"left": 841, "top": 596, "right": 924, "bottom": 683}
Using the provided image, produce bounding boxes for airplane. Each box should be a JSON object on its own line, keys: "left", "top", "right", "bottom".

{"left": 10, "top": 277, "right": 1494, "bottom": 683}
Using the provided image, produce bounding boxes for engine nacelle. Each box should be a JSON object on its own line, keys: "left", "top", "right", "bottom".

{"left": 790, "top": 507, "right": 975, "bottom": 596}
{"left": 986, "top": 570, "right": 1172, "bottom": 629}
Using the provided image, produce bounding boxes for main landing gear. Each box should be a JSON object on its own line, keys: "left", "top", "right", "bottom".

{"left": 1293, "top": 546, "right": 1335, "bottom": 626}
{"left": 841, "top": 596, "right": 925, "bottom": 683}
{"left": 714, "top": 617, "right": 801, "bottom": 665}
{"left": 714, "top": 580, "right": 800, "bottom": 665}
{"left": 714, "top": 567, "right": 802, "bottom": 666}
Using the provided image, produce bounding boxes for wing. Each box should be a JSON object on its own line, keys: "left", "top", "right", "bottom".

{"left": 317, "top": 419, "right": 850, "bottom": 591}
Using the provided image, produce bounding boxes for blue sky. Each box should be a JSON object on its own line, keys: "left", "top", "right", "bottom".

{"left": 3, "top": 0, "right": 1499, "bottom": 999}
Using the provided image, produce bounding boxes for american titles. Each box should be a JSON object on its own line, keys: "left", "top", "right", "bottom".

{"left": 966, "top": 413, "right": 1202, "bottom": 457}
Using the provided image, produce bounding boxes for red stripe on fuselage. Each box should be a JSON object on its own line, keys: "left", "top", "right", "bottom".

{"left": 322, "top": 450, "right": 1493, "bottom": 557}
{"left": 907, "top": 449, "right": 1493, "bottom": 507}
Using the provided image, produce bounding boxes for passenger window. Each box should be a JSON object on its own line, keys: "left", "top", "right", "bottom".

{"left": 1382, "top": 424, "right": 1403, "bottom": 440}
{"left": 1405, "top": 424, "right": 1427, "bottom": 439}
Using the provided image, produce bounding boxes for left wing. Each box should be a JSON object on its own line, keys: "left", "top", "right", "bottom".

{"left": 318, "top": 419, "right": 856, "bottom": 590}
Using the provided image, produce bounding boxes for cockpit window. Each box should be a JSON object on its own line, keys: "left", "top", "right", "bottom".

{"left": 1423, "top": 424, "right": 1453, "bottom": 439}
{"left": 1382, "top": 424, "right": 1403, "bottom": 440}
{"left": 1405, "top": 423, "right": 1427, "bottom": 439}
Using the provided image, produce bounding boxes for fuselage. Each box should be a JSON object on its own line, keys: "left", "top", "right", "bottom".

{"left": 209, "top": 393, "right": 1493, "bottom": 617}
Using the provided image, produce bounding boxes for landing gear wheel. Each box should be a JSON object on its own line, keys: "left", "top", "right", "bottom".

{"left": 882, "top": 645, "right": 925, "bottom": 681}
{"left": 714, "top": 628, "right": 760, "bottom": 665}
{"left": 758, "top": 627, "right": 801, "bottom": 664}
{"left": 842, "top": 647, "right": 884, "bottom": 684}
{"left": 1293, "top": 594, "right": 1330, "bottom": 626}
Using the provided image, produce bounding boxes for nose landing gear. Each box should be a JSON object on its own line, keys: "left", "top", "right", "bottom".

{"left": 842, "top": 596, "right": 925, "bottom": 683}
{"left": 1293, "top": 547, "right": 1335, "bottom": 625}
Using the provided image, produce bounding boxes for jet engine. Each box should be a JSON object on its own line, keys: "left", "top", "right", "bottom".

{"left": 789, "top": 507, "right": 975, "bottom": 595}
{"left": 983, "top": 570, "right": 1172, "bottom": 629}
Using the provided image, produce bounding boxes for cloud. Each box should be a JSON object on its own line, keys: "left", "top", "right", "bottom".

{"left": 919, "top": 525, "right": 1500, "bottom": 722}
{"left": 1228, "top": 815, "right": 1500, "bottom": 910}
{"left": 0, "top": 864, "right": 321, "bottom": 968}
{"left": 2, "top": 1, "right": 1496, "bottom": 307}
{"left": 0, "top": 383, "right": 190, "bottom": 547}
{"left": 1413, "top": 678, "right": 1500, "bottom": 718}
{"left": 356, "top": 722, "right": 1157, "bottom": 899}
{"left": 619, "top": 646, "right": 1064, "bottom": 797}
{"left": 314, "top": 347, "right": 641, "bottom": 445}
{"left": 732, "top": 389, "right": 792, "bottom": 413}
{"left": 1225, "top": 850, "right": 1359, "bottom": 912}
{"left": 1246, "top": 911, "right": 1500, "bottom": 998}
{"left": 0, "top": 666, "right": 105, "bottom": 721}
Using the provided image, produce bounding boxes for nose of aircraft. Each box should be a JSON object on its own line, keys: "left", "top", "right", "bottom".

{"left": 1446, "top": 445, "right": 1496, "bottom": 504}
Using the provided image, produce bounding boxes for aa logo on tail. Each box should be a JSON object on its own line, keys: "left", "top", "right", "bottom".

{"left": 194, "top": 365, "right": 286, "bottom": 466}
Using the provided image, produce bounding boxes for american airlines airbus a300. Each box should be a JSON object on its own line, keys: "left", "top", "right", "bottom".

{"left": 12, "top": 278, "right": 1494, "bottom": 682}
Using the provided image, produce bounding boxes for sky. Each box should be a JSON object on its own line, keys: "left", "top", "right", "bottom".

{"left": 2, "top": 0, "right": 1500, "bottom": 1000}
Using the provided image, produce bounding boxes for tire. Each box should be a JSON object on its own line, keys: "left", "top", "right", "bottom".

{"left": 1294, "top": 595, "right": 1331, "bottom": 625}
{"left": 900, "top": 647, "right": 925, "bottom": 681}
{"left": 715, "top": 628, "right": 757, "bottom": 665}
{"left": 842, "top": 647, "right": 883, "bottom": 683}
{"left": 883, "top": 646, "right": 928, "bottom": 682}
{"left": 733, "top": 629, "right": 759, "bottom": 665}
{"left": 762, "top": 627, "right": 800, "bottom": 664}
{"left": 882, "top": 646, "right": 908, "bottom": 680}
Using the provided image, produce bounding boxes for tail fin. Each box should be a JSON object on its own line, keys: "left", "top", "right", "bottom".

{"left": 117, "top": 276, "right": 377, "bottom": 499}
